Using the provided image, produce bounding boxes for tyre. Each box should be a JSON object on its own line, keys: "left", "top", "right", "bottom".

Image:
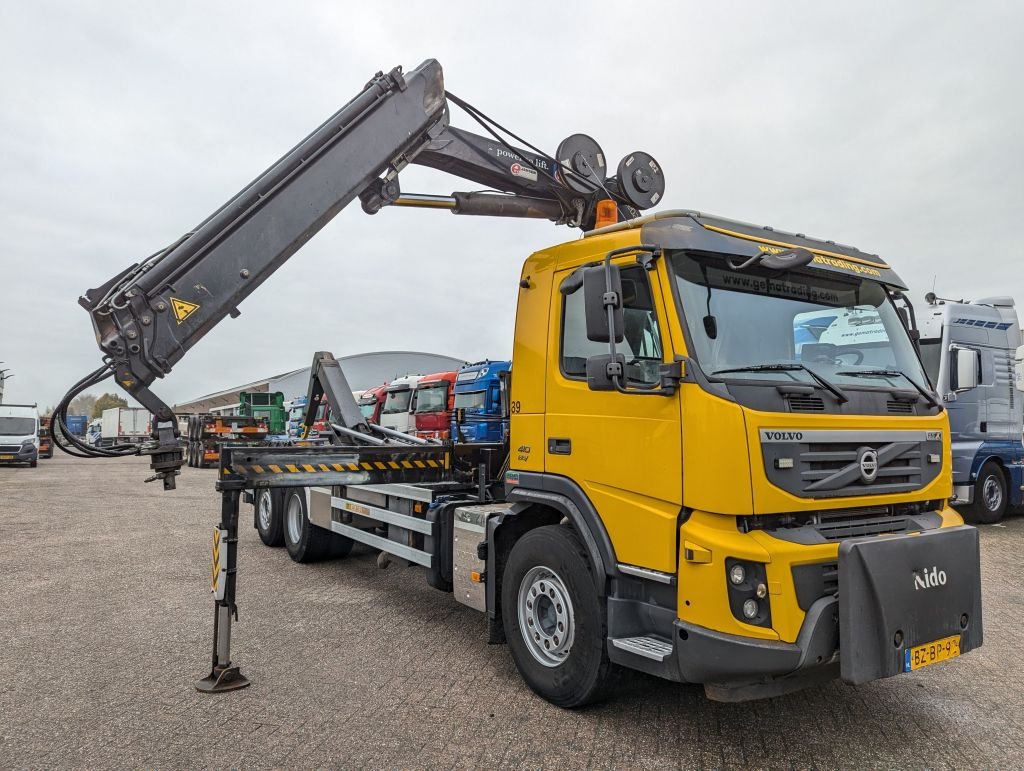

{"left": 964, "top": 461, "right": 1007, "bottom": 524}
{"left": 29, "top": 460, "right": 37, "bottom": 468}
{"left": 501, "top": 525, "right": 617, "bottom": 708}
{"left": 282, "top": 488, "right": 353, "bottom": 563}
{"left": 255, "top": 488, "right": 285, "bottom": 547}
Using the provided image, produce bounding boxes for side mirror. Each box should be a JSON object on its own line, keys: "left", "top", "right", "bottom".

{"left": 586, "top": 353, "right": 626, "bottom": 391}
{"left": 583, "top": 265, "right": 623, "bottom": 344}
{"left": 455, "top": 408, "right": 466, "bottom": 424}
{"left": 951, "top": 347, "right": 979, "bottom": 391}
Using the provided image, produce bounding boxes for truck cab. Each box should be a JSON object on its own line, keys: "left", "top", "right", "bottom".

{"left": 451, "top": 360, "right": 511, "bottom": 443}
{"left": 500, "top": 210, "right": 978, "bottom": 700}
{"left": 0, "top": 404, "right": 39, "bottom": 467}
{"left": 413, "top": 371, "right": 458, "bottom": 439}
{"left": 379, "top": 374, "right": 422, "bottom": 435}
{"left": 356, "top": 384, "right": 387, "bottom": 425}
{"left": 918, "top": 295, "right": 1024, "bottom": 522}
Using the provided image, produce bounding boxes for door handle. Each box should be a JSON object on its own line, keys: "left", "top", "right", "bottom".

{"left": 548, "top": 437, "right": 572, "bottom": 455}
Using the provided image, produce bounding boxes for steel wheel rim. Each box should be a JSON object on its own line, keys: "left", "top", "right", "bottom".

{"left": 257, "top": 491, "right": 273, "bottom": 531}
{"left": 286, "top": 494, "right": 303, "bottom": 544}
{"left": 517, "top": 565, "right": 575, "bottom": 668}
{"left": 983, "top": 476, "right": 1003, "bottom": 511}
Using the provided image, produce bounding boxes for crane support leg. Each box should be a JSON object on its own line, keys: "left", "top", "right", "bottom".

{"left": 195, "top": 486, "right": 250, "bottom": 693}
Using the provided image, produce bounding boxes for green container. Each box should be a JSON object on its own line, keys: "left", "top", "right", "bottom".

{"left": 238, "top": 391, "right": 287, "bottom": 435}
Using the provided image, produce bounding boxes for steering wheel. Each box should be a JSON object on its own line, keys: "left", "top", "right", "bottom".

{"left": 835, "top": 349, "right": 864, "bottom": 365}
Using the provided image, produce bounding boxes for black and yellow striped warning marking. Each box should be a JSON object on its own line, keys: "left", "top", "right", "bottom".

{"left": 210, "top": 528, "right": 221, "bottom": 593}
{"left": 224, "top": 458, "right": 445, "bottom": 476}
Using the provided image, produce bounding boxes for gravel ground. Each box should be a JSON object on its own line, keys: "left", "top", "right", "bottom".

{"left": 1, "top": 455, "right": 1021, "bottom": 769}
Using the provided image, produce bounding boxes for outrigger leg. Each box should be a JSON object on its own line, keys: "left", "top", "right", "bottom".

{"left": 195, "top": 485, "right": 250, "bottom": 693}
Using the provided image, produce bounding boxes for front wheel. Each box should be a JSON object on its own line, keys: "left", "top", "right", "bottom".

{"left": 255, "top": 489, "right": 285, "bottom": 547}
{"left": 964, "top": 461, "right": 1007, "bottom": 524}
{"left": 282, "top": 488, "right": 353, "bottom": 563}
{"left": 501, "top": 525, "right": 618, "bottom": 708}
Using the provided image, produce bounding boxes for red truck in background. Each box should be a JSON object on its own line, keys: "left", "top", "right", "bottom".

{"left": 357, "top": 383, "right": 388, "bottom": 425}
{"left": 413, "top": 370, "right": 458, "bottom": 440}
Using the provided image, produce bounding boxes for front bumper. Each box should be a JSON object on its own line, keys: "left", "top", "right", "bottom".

{"left": 675, "top": 525, "right": 982, "bottom": 699}
{"left": 0, "top": 445, "right": 37, "bottom": 464}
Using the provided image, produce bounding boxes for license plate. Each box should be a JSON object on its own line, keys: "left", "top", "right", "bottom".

{"left": 0, "top": 454, "right": 14, "bottom": 460}
{"left": 905, "top": 634, "right": 961, "bottom": 672}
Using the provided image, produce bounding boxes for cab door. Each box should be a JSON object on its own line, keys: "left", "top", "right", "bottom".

{"left": 544, "top": 259, "right": 683, "bottom": 574}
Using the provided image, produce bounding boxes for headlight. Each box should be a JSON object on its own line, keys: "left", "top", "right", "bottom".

{"left": 729, "top": 564, "right": 746, "bottom": 585}
{"left": 742, "top": 599, "right": 759, "bottom": 619}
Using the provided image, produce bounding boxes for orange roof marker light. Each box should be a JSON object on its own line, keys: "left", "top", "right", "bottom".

{"left": 594, "top": 199, "right": 618, "bottom": 229}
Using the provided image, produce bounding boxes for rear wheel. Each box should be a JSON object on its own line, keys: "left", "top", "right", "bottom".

{"left": 255, "top": 489, "right": 285, "bottom": 547}
{"left": 501, "top": 525, "right": 617, "bottom": 708}
{"left": 283, "top": 488, "right": 353, "bottom": 563}
{"left": 964, "top": 461, "right": 1007, "bottom": 524}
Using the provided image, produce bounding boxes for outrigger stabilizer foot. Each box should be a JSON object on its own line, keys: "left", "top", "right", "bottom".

{"left": 195, "top": 664, "right": 250, "bottom": 693}
{"left": 197, "top": 493, "right": 250, "bottom": 693}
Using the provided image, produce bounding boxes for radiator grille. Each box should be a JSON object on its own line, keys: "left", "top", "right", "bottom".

{"left": 814, "top": 512, "right": 911, "bottom": 540}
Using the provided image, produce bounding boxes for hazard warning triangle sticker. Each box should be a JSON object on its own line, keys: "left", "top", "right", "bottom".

{"left": 170, "top": 297, "right": 200, "bottom": 324}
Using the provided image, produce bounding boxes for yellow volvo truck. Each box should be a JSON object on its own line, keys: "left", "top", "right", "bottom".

{"left": 57, "top": 59, "right": 981, "bottom": 703}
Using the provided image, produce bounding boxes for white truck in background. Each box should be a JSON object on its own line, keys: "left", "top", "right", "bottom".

{"left": 378, "top": 374, "right": 422, "bottom": 434}
{"left": 98, "top": 407, "right": 151, "bottom": 447}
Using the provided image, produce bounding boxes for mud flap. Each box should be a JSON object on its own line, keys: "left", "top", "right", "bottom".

{"left": 839, "top": 525, "right": 982, "bottom": 684}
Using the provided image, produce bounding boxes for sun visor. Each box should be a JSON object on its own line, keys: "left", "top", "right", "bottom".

{"left": 640, "top": 212, "right": 907, "bottom": 289}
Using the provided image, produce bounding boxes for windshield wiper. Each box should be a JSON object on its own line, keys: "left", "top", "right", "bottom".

{"left": 836, "top": 369, "right": 939, "bottom": 408}
{"left": 712, "top": 363, "right": 848, "bottom": 404}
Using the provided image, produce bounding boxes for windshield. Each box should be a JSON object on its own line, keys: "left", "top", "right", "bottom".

{"left": 359, "top": 403, "right": 376, "bottom": 419}
{"left": 382, "top": 388, "right": 412, "bottom": 414}
{"left": 0, "top": 417, "right": 35, "bottom": 435}
{"left": 671, "top": 252, "right": 929, "bottom": 389}
{"left": 454, "top": 390, "right": 487, "bottom": 411}
{"left": 414, "top": 384, "right": 449, "bottom": 413}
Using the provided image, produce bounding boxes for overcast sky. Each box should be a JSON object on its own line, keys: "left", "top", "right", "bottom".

{"left": 1, "top": 1, "right": 1022, "bottom": 409}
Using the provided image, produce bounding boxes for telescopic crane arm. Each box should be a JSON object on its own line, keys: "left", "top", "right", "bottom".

{"left": 70, "top": 58, "right": 666, "bottom": 489}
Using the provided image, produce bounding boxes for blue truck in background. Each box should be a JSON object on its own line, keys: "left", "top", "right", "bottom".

{"left": 918, "top": 294, "right": 1024, "bottom": 523}
{"left": 450, "top": 360, "right": 511, "bottom": 443}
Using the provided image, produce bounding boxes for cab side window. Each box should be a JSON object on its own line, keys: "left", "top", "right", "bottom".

{"left": 561, "top": 265, "right": 663, "bottom": 384}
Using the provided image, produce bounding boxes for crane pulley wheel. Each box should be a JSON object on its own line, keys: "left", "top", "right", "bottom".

{"left": 615, "top": 151, "right": 665, "bottom": 210}
{"left": 555, "top": 134, "right": 607, "bottom": 194}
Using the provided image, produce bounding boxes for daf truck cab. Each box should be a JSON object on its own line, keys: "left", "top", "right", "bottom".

{"left": 414, "top": 370, "right": 458, "bottom": 439}
{"left": 0, "top": 404, "right": 39, "bottom": 467}
{"left": 451, "top": 360, "right": 511, "bottom": 443}
{"left": 918, "top": 295, "right": 1024, "bottom": 523}
{"left": 379, "top": 374, "right": 422, "bottom": 434}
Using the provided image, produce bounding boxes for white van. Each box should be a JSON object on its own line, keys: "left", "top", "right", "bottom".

{"left": 0, "top": 404, "right": 40, "bottom": 467}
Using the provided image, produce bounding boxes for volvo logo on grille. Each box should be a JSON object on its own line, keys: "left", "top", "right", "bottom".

{"left": 859, "top": 448, "right": 879, "bottom": 483}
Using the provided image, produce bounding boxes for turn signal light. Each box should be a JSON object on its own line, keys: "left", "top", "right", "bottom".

{"left": 594, "top": 199, "right": 617, "bottom": 229}
{"left": 470, "top": 570, "right": 484, "bottom": 583}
